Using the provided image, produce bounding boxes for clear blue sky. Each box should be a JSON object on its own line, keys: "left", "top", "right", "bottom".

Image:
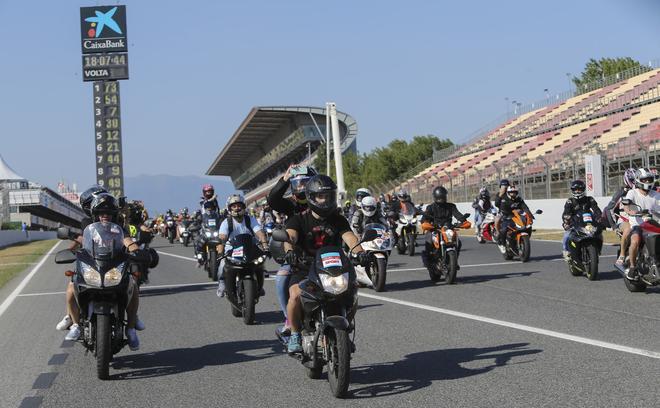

{"left": 1, "top": 0, "right": 658, "bottom": 190}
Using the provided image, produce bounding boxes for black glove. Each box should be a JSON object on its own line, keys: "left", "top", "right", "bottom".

{"left": 353, "top": 251, "right": 370, "bottom": 266}
{"left": 259, "top": 242, "right": 271, "bottom": 257}
{"left": 284, "top": 250, "right": 297, "bottom": 266}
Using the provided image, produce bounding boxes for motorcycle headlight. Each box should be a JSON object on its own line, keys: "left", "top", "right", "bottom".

{"left": 205, "top": 231, "right": 212, "bottom": 237}
{"left": 167, "top": 221, "right": 173, "bottom": 226}
{"left": 253, "top": 255, "right": 266, "bottom": 265}
{"left": 319, "top": 272, "right": 349, "bottom": 295}
{"left": 104, "top": 265, "right": 123, "bottom": 287}
{"left": 81, "top": 263, "right": 102, "bottom": 287}
{"left": 445, "top": 229, "right": 454, "bottom": 240}
{"left": 213, "top": 231, "right": 219, "bottom": 237}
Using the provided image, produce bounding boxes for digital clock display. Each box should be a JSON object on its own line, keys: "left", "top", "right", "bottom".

{"left": 82, "top": 53, "right": 129, "bottom": 81}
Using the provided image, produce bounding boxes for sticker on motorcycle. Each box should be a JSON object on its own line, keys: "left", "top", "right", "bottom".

{"left": 582, "top": 213, "right": 593, "bottom": 223}
{"left": 208, "top": 219, "right": 216, "bottom": 227}
{"left": 232, "top": 246, "right": 244, "bottom": 258}
{"left": 320, "top": 252, "right": 342, "bottom": 268}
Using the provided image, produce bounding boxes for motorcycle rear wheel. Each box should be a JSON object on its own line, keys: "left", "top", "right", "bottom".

{"left": 327, "top": 329, "right": 350, "bottom": 398}
{"left": 96, "top": 314, "right": 112, "bottom": 380}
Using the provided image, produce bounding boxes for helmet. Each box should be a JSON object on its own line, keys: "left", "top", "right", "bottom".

{"left": 305, "top": 175, "right": 338, "bottom": 218}
{"left": 635, "top": 168, "right": 655, "bottom": 191}
{"left": 202, "top": 184, "right": 215, "bottom": 199}
{"left": 79, "top": 185, "right": 108, "bottom": 216}
{"left": 355, "top": 188, "right": 372, "bottom": 206}
{"left": 226, "top": 194, "right": 246, "bottom": 217}
{"left": 507, "top": 185, "right": 518, "bottom": 198}
{"left": 432, "top": 186, "right": 448, "bottom": 204}
{"left": 500, "top": 179, "right": 510, "bottom": 187}
{"left": 90, "top": 192, "right": 119, "bottom": 222}
{"left": 181, "top": 207, "right": 188, "bottom": 215}
{"left": 396, "top": 189, "right": 410, "bottom": 202}
{"left": 290, "top": 167, "right": 318, "bottom": 202}
{"left": 570, "top": 180, "right": 586, "bottom": 199}
{"left": 127, "top": 203, "right": 144, "bottom": 224}
{"left": 379, "top": 193, "right": 386, "bottom": 202}
{"left": 344, "top": 200, "right": 351, "bottom": 208}
{"left": 361, "top": 196, "right": 377, "bottom": 217}
{"left": 623, "top": 168, "right": 636, "bottom": 189}
{"left": 479, "top": 187, "right": 490, "bottom": 198}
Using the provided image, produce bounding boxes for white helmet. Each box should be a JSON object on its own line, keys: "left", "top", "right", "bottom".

{"left": 226, "top": 194, "right": 246, "bottom": 217}
{"left": 635, "top": 168, "right": 655, "bottom": 191}
{"left": 361, "top": 196, "right": 377, "bottom": 217}
{"left": 355, "top": 188, "right": 372, "bottom": 207}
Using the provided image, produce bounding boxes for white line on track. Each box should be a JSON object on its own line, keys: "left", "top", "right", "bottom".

{"left": 359, "top": 292, "right": 660, "bottom": 359}
{"left": 157, "top": 250, "right": 196, "bottom": 262}
{"left": 0, "top": 241, "right": 60, "bottom": 318}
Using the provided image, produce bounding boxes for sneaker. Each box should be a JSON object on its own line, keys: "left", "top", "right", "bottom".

{"left": 65, "top": 324, "right": 81, "bottom": 341}
{"left": 615, "top": 256, "right": 625, "bottom": 266}
{"left": 563, "top": 250, "right": 570, "bottom": 261}
{"left": 56, "top": 315, "right": 72, "bottom": 331}
{"left": 135, "top": 318, "right": 146, "bottom": 331}
{"left": 126, "top": 328, "right": 140, "bottom": 351}
{"left": 356, "top": 267, "right": 374, "bottom": 287}
{"left": 216, "top": 280, "right": 226, "bottom": 298}
{"left": 625, "top": 265, "right": 639, "bottom": 280}
{"left": 287, "top": 332, "right": 302, "bottom": 354}
{"left": 497, "top": 245, "right": 506, "bottom": 254}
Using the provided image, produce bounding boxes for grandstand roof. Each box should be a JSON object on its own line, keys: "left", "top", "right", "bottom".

{"left": 206, "top": 106, "right": 357, "bottom": 177}
{"left": 0, "top": 155, "right": 26, "bottom": 181}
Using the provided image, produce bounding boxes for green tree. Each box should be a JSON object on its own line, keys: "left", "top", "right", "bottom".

{"left": 572, "top": 57, "right": 650, "bottom": 94}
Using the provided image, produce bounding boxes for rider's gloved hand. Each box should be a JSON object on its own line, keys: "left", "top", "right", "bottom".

{"left": 284, "top": 250, "right": 297, "bottom": 266}
{"left": 352, "top": 251, "right": 370, "bottom": 266}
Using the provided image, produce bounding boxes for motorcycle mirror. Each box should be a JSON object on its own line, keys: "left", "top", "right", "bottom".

{"left": 535, "top": 209, "right": 543, "bottom": 215}
{"left": 271, "top": 229, "right": 290, "bottom": 243}
{"left": 463, "top": 213, "right": 471, "bottom": 219}
{"left": 621, "top": 198, "right": 632, "bottom": 206}
{"left": 55, "top": 249, "right": 77, "bottom": 264}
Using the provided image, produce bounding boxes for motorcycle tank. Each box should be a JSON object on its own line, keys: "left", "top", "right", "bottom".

{"left": 228, "top": 233, "right": 259, "bottom": 264}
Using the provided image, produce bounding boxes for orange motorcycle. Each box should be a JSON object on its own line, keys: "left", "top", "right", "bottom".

{"left": 422, "top": 217, "right": 472, "bottom": 284}
{"left": 500, "top": 209, "right": 542, "bottom": 262}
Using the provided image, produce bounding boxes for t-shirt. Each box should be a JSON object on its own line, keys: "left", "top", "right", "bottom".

{"left": 285, "top": 211, "right": 351, "bottom": 257}
{"left": 219, "top": 216, "right": 262, "bottom": 240}
{"left": 625, "top": 189, "right": 660, "bottom": 226}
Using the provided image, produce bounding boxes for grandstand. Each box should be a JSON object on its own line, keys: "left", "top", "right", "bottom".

{"left": 383, "top": 64, "right": 660, "bottom": 203}
{"left": 207, "top": 106, "right": 357, "bottom": 203}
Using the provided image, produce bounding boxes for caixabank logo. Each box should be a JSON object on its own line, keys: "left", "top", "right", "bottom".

{"left": 80, "top": 5, "right": 128, "bottom": 54}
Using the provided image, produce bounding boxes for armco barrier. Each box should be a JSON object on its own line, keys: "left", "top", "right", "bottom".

{"left": 452, "top": 196, "right": 611, "bottom": 230}
{"left": 0, "top": 231, "right": 57, "bottom": 248}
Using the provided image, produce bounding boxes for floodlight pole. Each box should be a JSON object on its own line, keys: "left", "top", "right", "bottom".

{"left": 325, "top": 104, "right": 331, "bottom": 176}
{"left": 328, "top": 102, "right": 346, "bottom": 202}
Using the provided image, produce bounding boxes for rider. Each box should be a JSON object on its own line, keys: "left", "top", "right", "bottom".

{"left": 420, "top": 186, "right": 468, "bottom": 266}
{"left": 495, "top": 185, "right": 533, "bottom": 253}
{"left": 200, "top": 184, "right": 219, "bottom": 208}
{"left": 493, "top": 179, "right": 510, "bottom": 240}
{"left": 259, "top": 203, "right": 275, "bottom": 226}
{"left": 216, "top": 194, "right": 269, "bottom": 297}
{"left": 348, "top": 188, "right": 372, "bottom": 220}
{"left": 267, "top": 164, "right": 316, "bottom": 333}
{"left": 561, "top": 180, "right": 603, "bottom": 260}
{"left": 350, "top": 195, "right": 387, "bottom": 236}
{"left": 621, "top": 168, "right": 660, "bottom": 279}
{"left": 194, "top": 200, "right": 224, "bottom": 267}
{"left": 471, "top": 187, "right": 492, "bottom": 235}
{"left": 604, "top": 168, "right": 636, "bottom": 232}
{"left": 282, "top": 175, "right": 368, "bottom": 353}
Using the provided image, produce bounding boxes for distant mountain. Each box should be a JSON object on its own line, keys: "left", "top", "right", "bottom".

{"left": 125, "top": 174, "right": 234, "bottom": 215}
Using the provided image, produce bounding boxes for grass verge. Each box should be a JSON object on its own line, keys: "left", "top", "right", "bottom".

{"left": 0, "top": 239, "right": 58, "bottom": 290}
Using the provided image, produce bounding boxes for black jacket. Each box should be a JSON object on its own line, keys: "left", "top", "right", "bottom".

{"left": 267, "top": 177, "right": 307, "bottom": 217}
{"left": 421, "top": 202, "right": 466, "bottom": 228}
{"left": 495, "top": 195, "right": 531, "bottom": 217}
{"left": 562, "top": 196, "right": 602, "bottom": 226}
{"left": 472, "top": 196, "right": 492, "bottom": 213}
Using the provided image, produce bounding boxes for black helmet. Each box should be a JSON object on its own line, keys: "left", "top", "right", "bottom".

{"left": 433, "top": 186, "right": 448, "bottom": 204}
{"left": 305, "top": 175, "right": 338, "bottom": 218}
{"left": 479, "top": 187, "right": 490, "bottom": 198}
{"left": 570, "top": 180, "right": 586, "bottom": 199}
{"left": 290, "top": 166, "right": 318, "bottom": 201}
{"left": 90, "top": 192, "right": 119, "bottom": 222}
{"left": 127, "top": 203, "right": 144, "bottom": 224}
{"left": 500, "top": 179, "right": 510, "bottom": 187}
{"left": 79, "top": 185, "right": 108, "bottom": 216}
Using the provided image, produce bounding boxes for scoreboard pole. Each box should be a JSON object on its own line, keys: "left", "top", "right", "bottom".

{"left": 93, "top": 81, "right": 124, "bottom": 197}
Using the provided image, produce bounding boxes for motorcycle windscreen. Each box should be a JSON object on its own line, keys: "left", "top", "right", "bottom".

{"left": 82, "top": 222, "right": 124, "bottom": 258}
{"left": 315, "top": 246, "right": 349, "bottom": 277}
{"left": 228, "top": 233, "right": 258, "bottom": 262}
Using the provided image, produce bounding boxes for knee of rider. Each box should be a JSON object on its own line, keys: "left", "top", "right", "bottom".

{"left": 631, "top": 233, "right": 640, "bottom": 244}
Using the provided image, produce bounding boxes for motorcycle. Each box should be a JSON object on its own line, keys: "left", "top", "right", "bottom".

{"left": 54, "top": 224, "right": 152, "bottom": 380}
{"left": 272, "top": 228, "right": 377, "bottom": 398}
{"left": 354, "top": 223, "right": 393, "bottom": 292}
{"left": 165, "top": 215, "right": 176, "bottom": 244}
{"left": 476, "top": 207, "right": 498, "bottom": 244}
{"left": 128, "top": 227, "right": 159, "bottom": 286}
{"left": 178, "top": 219, "right": 192, "bottom": 247}
{"left": 395, "top": 202, "right": 419, "bottom": 256}
{"left": 565, "top": 212, "right": 602, "bottom": 280}
{"left": 613, "top": 202, "right": 660, "bottom": 292}
{"left": 223, "top": 234, "right": 267, "bottom": 325}
{"left": 500, "top": 209, "right": 542, "bottom": 262}
{"left": 422, "top": 217, "right": 471, "bottom": 284}
{"left": 199, "top": 217, "right": 222, "bottom": 281}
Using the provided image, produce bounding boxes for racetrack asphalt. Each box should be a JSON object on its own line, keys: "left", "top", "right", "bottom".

{"left": 1, "top": 234, "right": 658, "bottom": 407}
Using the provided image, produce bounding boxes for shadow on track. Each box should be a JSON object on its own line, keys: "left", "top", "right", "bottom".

{"left": 348, "top": 342, "right": 541, "bottom": 399}
{"left": 459, "top": 271, "right": 539, "bottom": 284}
{"left": 110, "top": 339, "right": 280, "bottom": 380}
{"left": 139, "top": 284, "right": 215, "bottom": 297}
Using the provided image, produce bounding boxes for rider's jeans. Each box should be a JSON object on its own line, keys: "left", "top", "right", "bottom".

{"left": 562, "top": 231, "right": 570, "bottom": 251}
{"left": 475, "top": 212, "right": 484, "bottom": 230}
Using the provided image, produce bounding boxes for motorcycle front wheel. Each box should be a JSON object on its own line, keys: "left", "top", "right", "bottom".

{"left": 372, "top": 257, "right": 387, "bottom": 292}
{"left": 241, "top": 279, "right": 256, "bottom": 325}
{"left": 407, "top": 233, "right": 416, "bottom": 256}
{"left": 520, "top": 235, "right": 531, "bottom": 263}
{"left": 209, "top": 251, "right": 218, "bottom": 281}
{"left": 183, "top": 236, "right": 189, "bottom": 247}
{"left": 327, "top": 329, "right": 350, "bottom": 398}
{"left": 96, "top": 314, "right": 112, "bottom": 380}
{"left": 445, "top": 251, "right": 458, "bottom": 284}
{"left": 585, "top": 245, "right": 599, "bottom": 281}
